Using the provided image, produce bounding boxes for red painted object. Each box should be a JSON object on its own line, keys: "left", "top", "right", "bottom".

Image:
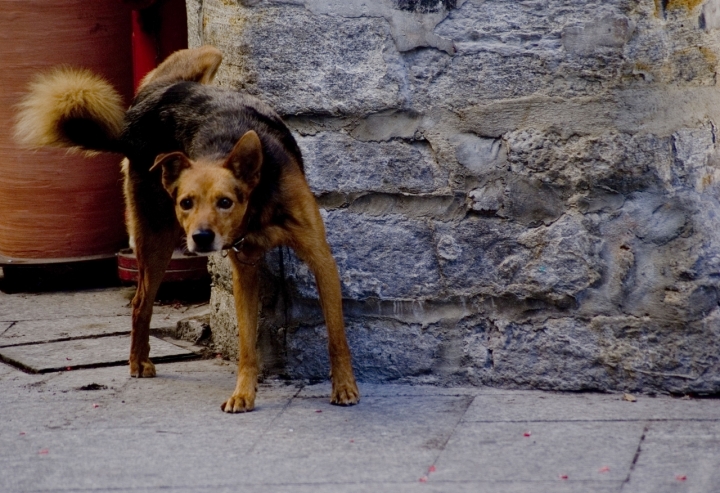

{"left": 131, "top": 9, "right": 157, "bottom": 89}
{"left": 130, "top": 0, "right": 188, "bottom": 90}
{"left": 122, "top": 0, "right": 202, "bottom": 285}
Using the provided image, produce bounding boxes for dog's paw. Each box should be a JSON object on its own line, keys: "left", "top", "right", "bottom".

{"left": 129, "top": 359, "right": 156, "bottom": 378}
{"left": 221, "top": 394, "right": 255, "bottom": 413}
{"left": 331, "top": 380, "right": 360, "bottom": 406}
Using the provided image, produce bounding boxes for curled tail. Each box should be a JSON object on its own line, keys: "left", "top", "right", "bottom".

{"left": 14, "top": 67, "right": 125, "bottom": 154}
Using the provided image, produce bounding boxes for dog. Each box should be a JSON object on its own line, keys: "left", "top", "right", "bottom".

{"left": 15, "top": 46, "right": 360, "bottom": 412}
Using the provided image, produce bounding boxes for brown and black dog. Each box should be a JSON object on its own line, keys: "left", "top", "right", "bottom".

{"left": 15, "top": 46, "right": 360, "bottom": 412}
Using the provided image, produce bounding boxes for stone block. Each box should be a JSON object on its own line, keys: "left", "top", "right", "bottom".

{"left": 431, "top": 216, "right": 525, "bottom": 299}
{"left": 504, "top": 130, "right": 674, "bottom": 192}
{"left": 284, "top": 210, "right": 442, "bottom": 300}
{"left": 467, "top": 181, "right": 505, "bottom": 214}
{"left": 485, "top": 317, "right": 610, "bottom": 391}
{"left": 175, "top": 312, "right": 210, "bottom": 344}
{"left": 701, "top": 0, "right": 720, "bottom": 31}
{"left": 581, "top": 189, "right": 720, "bottom": 324}
{"left": 208, "top": 287, "right": 238, "bottom": 360}
{"left": 297, "top": 132, "right": 446, "bottom": 195}
{"left": 434, "top": 214, "right": 602, "bottom": 304}
{"left": 411, "top": 1, "right": 633, "bottom": 107}
{"left": 304, "top": 0, "right": 456, "bottom": 54}
{"left": 286, "top": 318, "right": 443, "bottom": 382}
{"left": 562, "top": 14, "right": 635, "bottom": 54}
{"left": 349, "top": 111, "right": 424, "bottom": 142}
{"left": 672, "top": 125, "right": 716, "bottom": 189}
{"left": 454, "top": 133, "right": 506, "bottom": 175}
{"left": 207, "top": 253, "right": 287, "bottom": 371}
{"left": 197, "top": 0, "right": 405, "bottom": 116}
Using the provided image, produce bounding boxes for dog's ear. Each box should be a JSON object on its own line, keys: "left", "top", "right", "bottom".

{"left": 150, "top": 152, "right": 192, "bottom": 196}
{"left": 224, "top": 130, "right": 263, "bottom": 190}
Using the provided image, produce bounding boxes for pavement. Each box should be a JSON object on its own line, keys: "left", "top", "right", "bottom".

{"left": 1, "top": 283, "right": 719, "bottom": 493}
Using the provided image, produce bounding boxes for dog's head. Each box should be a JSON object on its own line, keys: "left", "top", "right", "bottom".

{"left": 151, "top": 130, "right": 262, "bottom": 253}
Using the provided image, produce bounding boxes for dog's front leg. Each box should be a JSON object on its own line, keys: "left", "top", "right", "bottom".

{"left": 222, "top": 255, "right": 260, "bottom": 413}
{"left": 295, "top": 238, "right": 360, "bottom": 406}
{"left": 129, "top": 228, "right": 176, "bottom": 378}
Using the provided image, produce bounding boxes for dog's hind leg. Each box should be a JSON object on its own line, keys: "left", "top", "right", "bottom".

{"left": 129, "top": 227, "right": 176, "bottom": 377}
{"left": 222, "top": 256, "right": 260, "bottom": 413}
{"left": 124, "top": 164, "right": 178, "bottom": 378}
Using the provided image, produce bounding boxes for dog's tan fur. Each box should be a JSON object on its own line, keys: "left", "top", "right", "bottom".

{"left": 14, "top": 67, "right": 124, "bottom": 151}
{"left": 15, "top": 46, "right": 360, "bottom": 412}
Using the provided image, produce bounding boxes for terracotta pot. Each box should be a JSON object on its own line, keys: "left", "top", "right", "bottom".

{"left": 0, "top": 1, "right": 133, "bottom": 263}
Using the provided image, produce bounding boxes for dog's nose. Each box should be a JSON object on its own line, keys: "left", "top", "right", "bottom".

{"left": 192, "top": 229, "right": 216, "bottom": 250}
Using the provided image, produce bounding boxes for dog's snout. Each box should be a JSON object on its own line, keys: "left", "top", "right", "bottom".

{"left": 192, "top": 229, "right": 216, "bottom": 250}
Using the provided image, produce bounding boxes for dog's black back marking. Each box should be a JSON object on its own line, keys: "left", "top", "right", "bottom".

{"left": 121, "top": 80, "right": 304, "bottom": 235}
{"left": 241, "top": 106, "right": 304, "bottom": 174}
{"left": 122, "top": 82, "right": 302, "bottom": 171}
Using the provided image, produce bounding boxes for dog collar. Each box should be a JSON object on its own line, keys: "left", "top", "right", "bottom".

{"left": 229, "top": 236, "right": 246, "bottom": 252}
{"left": 221, "top": 207, "right": 258, "bottom": 264}
{"left": 222, "top": 235, "right": 262, "bottom": 266}
{"left": 221, "top": 235, "right": 247, "bottom": 257}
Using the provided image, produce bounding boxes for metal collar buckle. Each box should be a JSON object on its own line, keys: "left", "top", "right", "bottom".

{"left": 221, "top": 236, "right": 259, "bottom": 266}
{"left": 221, "top": 236, "right": 245, "bottom": 258}
{"left": 231, "top": 236, "right": 245, "bottom": 252}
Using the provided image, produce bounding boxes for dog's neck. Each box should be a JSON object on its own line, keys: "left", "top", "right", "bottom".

{"left": 224, "top": 236, "right": 264, "bottom": 266}
{"left": 222, "top": 207, "right": 263, "bottom": 265}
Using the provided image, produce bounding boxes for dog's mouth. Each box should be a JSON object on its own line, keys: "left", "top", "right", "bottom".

{"left": 190, "top": 246, "right": 217, "bottom": 255}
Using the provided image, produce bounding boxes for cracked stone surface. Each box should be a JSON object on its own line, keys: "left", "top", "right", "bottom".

{"left": 191, "top": 0, "right": 720, "bottom": 393}
{"left": 0, "top": 287, "right": 207, "bottom": 374}
{"left": 0, "top": 335, "right": 195, "bottom": 373}
{"left": 2, "top": 287, "right": 718, "bottom": 491}
{"left": 1, "top": 353, "right": 718, "bottom": 492}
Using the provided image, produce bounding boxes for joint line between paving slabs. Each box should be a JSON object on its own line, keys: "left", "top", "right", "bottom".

{"left": 0, "top": 331, "right": 132, "bottom": 349}
{"left": 0, "top": 321, "right": 16, "bottom": 338}
{"left": 430, "top": 395, "right": 475, "bottom": 469}
{"left": 246, "top": 384, "right": 305, "bottom": 455}
{"left": 465, "top": 418, "right": 719, "bottom": 423}
{"left": 0, "top": 352, "right": 37, "bottom": 374}
{"left": 621, "top": 422, "right": 649, "bottom": 490}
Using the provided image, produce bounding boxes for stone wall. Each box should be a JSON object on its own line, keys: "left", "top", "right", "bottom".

{"left": 188, "top": 0, "right": 720, "bottom": 393}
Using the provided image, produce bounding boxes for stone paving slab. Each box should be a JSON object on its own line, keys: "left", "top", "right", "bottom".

{"left": 462, "top": 392, "right": 719, "bottom": 422}
{"left": 66, "top": 363, "right": 298, "bottom": 428}
{"left": 623, "top": 421, "right": 720, "bottom": 493}
{"left": 300, "top": 382, "right": 491, "bottom": 398}
{"left": 1, "top": 369, "right": 297, "bottom": 492}
{"left": 0, "top": 335, "right": 196, "bottom": 373}
{"left": 0, "top": 316, "right": 130, "bottom": 348}
{"left": 432, "top": 421, "right": 642, "bottom": 483}
{"left": 0, "top": 289, "right": 134, "bottom": 322}
{"left": 1, "top": 358, "right": 719, "bottom": 493}
{"left": 242, "top": 394, "right": 473, "bottom": 485}
{"left": 0, "top": 484, "right": 621, "bottom": 493}
{"left": 0, "top": 286, "right": 208, "bottom": 330}
{"left": 1, "top": 285, "right": 719, "bottom": 493}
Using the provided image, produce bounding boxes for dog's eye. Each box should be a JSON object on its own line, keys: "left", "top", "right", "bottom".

{"left": 179, "top": 198, "right": 193, "bottom": 210}
{"left": 217, "top": 197, "right": 233, "bottom": 210}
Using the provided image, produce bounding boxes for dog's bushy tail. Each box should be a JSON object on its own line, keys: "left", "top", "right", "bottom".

{"left": 14, "top": 67, "right": 125, "bottom": 154}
